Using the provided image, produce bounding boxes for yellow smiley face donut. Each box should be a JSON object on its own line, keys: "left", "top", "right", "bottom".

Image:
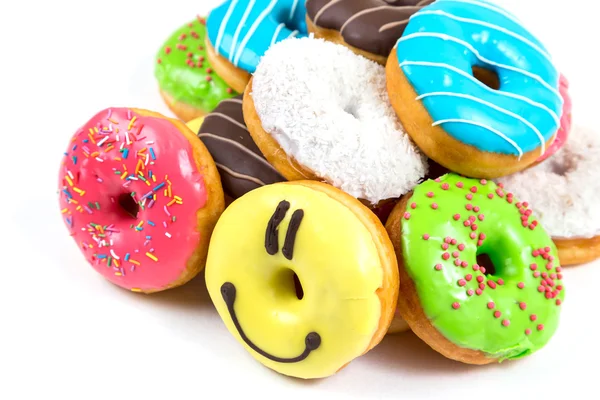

{"left": 205, "top": 181, "right": 399, "bottom": 379}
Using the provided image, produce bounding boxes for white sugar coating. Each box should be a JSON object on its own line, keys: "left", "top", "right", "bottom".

{"left": 497, "top": 125, "right": 600, "bottom": 239}
{"left": 250, "top": 37, "right": 428, "bottom": 204}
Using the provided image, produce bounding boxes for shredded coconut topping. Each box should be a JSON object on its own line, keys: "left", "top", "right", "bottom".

{"left": 251, "top": 37, "right": 427, "bottom": 204}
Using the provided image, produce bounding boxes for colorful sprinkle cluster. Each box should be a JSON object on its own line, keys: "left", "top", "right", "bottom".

{"left": 401, "top": 173, "right": 564, "bottom": 358}
{"left": 59, "top": 108, "right": 205, "bottom": 292}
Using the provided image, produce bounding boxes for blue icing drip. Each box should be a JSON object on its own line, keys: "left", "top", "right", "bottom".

{"left": 207, "top": 0, "right": 308, "bottom": 74}
{"left": 395, "top": 0, "right": 562, "bottom": 156}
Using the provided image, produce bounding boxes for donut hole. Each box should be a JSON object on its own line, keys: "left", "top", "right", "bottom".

{"left": 274, "top": 9, "right": 304, "bottom": 33}
{"left": 273, "top": 268, "right": 304, "bottom": 300}
{"left": 117, "top": 192, "right": 139, "bottom": 219}
{"left": 472, "top": 66, "right": 500, "bottom": 90}
{"left": 476, "top": 252, "right": 497, "bottom": 276}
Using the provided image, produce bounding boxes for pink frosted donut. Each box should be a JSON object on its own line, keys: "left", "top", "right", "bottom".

{"left": 536, "top": 74, "right": 573, "bottom": 163}
{"left": 58, "top": 108, "right": 224, "bottom": 293}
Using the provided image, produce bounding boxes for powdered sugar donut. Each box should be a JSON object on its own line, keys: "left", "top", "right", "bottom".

{"left": 498, "top": 125, "right": 600, "bottom": 266}
{"left": 243, "top": 37, "right": 428, "bottom": 205}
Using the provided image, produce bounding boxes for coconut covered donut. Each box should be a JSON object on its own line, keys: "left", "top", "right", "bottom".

{"left": 498, "top": 125, "right": 600, "bottom": 266}
{"left": 244, "top": 37, "right": 428, "bottom": 205}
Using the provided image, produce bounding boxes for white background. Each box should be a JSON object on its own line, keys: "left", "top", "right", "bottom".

{"left": 0, "top": 1, "right": 598, "bottom": 399}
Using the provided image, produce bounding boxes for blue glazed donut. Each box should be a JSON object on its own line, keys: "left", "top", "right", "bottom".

{"left": 207, "top": 0, "right": 308, "bottom": 74}
{"left": 386, "top": 0, "right": 563, "bottom": 178}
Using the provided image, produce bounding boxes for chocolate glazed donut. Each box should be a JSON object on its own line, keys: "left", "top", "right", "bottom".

{"left": 198, "top": 95, "right": 286, "bottom": 199}
{"left": 306, "top": 0, "right": 434, "bottom": 64}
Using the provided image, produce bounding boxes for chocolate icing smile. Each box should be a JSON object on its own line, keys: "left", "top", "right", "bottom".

{"left": 306, "top": 0, "right": 434, "bottom": 57}
{"left": 220, "top": 282, "right": 322, "bottom": 363}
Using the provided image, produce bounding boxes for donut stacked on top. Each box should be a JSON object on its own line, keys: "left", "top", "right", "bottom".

{"left": 60, "top": 0, "right": 597, "bottom": 381}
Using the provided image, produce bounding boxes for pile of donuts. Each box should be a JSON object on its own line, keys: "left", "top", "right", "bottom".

{"left": 57, "top": 0, "right": 600, "bottom": 379}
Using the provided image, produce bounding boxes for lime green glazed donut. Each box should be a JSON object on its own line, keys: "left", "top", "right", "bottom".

{"left": 388, "top": 173, "right": 565, "bottom": 363}
{"left": 155, "top": 16, "right": 237, "bottom": 120}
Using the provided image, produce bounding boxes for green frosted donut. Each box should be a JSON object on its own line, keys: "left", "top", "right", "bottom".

{"left": 155, "top": 16, "right": 237, "bottom": 114}
{"left": 397, "top": 173, "right": 564, "bottom": 361}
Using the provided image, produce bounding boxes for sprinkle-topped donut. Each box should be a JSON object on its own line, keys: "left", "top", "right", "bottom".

{"left": 386, "top": 173, "right": 564, "bottom": 363}
{"left": 58, "top": 108, "right": 224, "bottom": 293}
{"left": 207, "top": 0, "right": 307, "bottom": 74}
{"left": 155, "top": 16, "right": 237, "bottom": 121}
{"left": 387, "top": 0, "right": 564, "bottom": 178}
{"left": 198, "top": 95, "right": 286, "bottom": 199}
{"left": 306, "top": 0, "right": 434, "bottom": 64}
{"left": 499, "top": 125, "right": 600, "bottom": 265}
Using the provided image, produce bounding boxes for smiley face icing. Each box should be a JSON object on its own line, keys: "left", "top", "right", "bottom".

{"left": 205, "top": 181, "right": 399, "bottom": 379}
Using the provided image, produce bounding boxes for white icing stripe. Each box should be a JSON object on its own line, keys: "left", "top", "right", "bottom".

{"left": 214, "top": 0, "right": 238, "bottom": 55}
{"left": 228, "top": 0, "right": 256, "bottom": 62}
{"left": 411, "top": 10, "right": 552, "bottom": 61}
{"left": 199, "top": 132, "right": 280, "bottom": 172}
{"left": 379, "top": 18, "right": 410, "bottom": 33}
{"left": 417, "top": 91, "right": 546, "bottom": 155}
{"left": 204, "top": 113, "right": 247, "bottom": 131}
{"left": 313, "top": 0, "right": 341, "bottom": 25}
{"left": 399, "top": 61, "right": 560, "bottom": 126}
{"left": 216, "top": 163, "right": 268, "bottom": 186}
{"left": 271, "top": 23, "right": 286, "bottom": 46}
{"left": 234, "top": 0, "right": 278, "bottom": 66}
{"left": 289, "top": 0, "right": 299, "bottom": 22}
{"left": 437, "top": 0, "right": 522, "bottom": 26}
{"left": 398, "top": 32, "right": 562, "bottom": 102}
{"left": 288, "top": 30, "right": 299, "bottom": 39}
{"left": 340, "top": 6, "right": 404, "bottom": 34}
{"left": 433, "top": 119, "right": 524, "bottom": 156}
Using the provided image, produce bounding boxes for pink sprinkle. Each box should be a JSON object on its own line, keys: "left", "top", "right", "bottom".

{"left": 473, "top": 206, "right": 480, "bottom": 212}
{"left": 533, "top": 271, "right": 541, "bottom": 278}
{"left": 530, "top": 263, "right": 538, "bottom": 271}
{"left": 431, "top": 203, "right": 438, "bottom": 209}
{"left": 532, "top": 250, "right": 540, "bottom": 257}
{"left": 517, "top": 282, "right": 525, "bottom": 289}
{"left": 165, "top": 46, "right": 172, "bottom": 54}
{"left": 480, "top": 179, "right": 487, "bottom": 185}
{"left": 442, "top": 243, "right": 449, "bottom": 250}
{"left": 469, "top": 216, "right": 476, "bottom": 222}
{"left": 487, "top": 301, "right": 495, "bottom": 309}
{"left": 537, "top": 324, "right": 544, "bottom": 331}
{"left": 445, "top": 236, "right": 452, "bottom": 244}
{"left": 466, "top": 194, "right": 473, "bottom": 200}
{"left": 476, "top": 289, "right": 483, "bottom": 295}
{"left": 471, "top": 224, "right": 478, "bottom": 231}
{"left": 427, "top": 192, "right": 434, "bottom": 198}
{"left": 423, "top": 234, "right": 430, "bottom": 240}
{"left": 470, "top": 186, "right": 478, "bottom": 193}
{"left": 452, "top": 302, "right": 460, "bottom": 309}
{"left": 537, "top": 286, "right": 545, "bottom": 292}
{"left": 466, "top": 274, "right": 473, "bottom": 281}
{"left": 442, "top": 252, "right": 450, "bottom": 260}
{"left": 545, "top": 291, "right": 553, "bottom": 299}
{"left": 556, "top": 299, "right": 562, "bottom": 306}
{"left": 524, "top": 202, "right": 529, "bottom": 208}
{"left": 451, "top": 239, "right": 457, "bottom": 245}
{"left": 494, "top": 311, "right": 501, "bottom": 318}
{"left": 487, "top": 193, "right": 494, "bottom": 199}
{"left": 480, "top": 267, "right": 486, "bottom": 274}
{"left": 452, "top": 251, "right": 459, "bottom": 258}
{"left": 545, "top": 246, "right": 551, "bottom": 252}
{"left": 458, "top": 244, "right": 465, "bottom": 251}
{"left": 434, "top": 264, "right": 443, "bottom": 271}
{"left": 441, "top": 183, "right": 450, "bottom": 190}
{"left": 488, "top": 281, "right": 497, "bottom": 289}
{"left": 453, "top": 214, "right": 461, "bottom": 221}
{"left": 476, "top": 276, "right": 484, "bottom": 283}
{"left": 411, "top": 202, "right": 417, "bottom": 209}
{"left": 502, "top": 319, "right": 510, "bottom": 327}
{"left": 557, "top": 273, "right": 563, "bottom": 280}
{"left": 473, "top": 264, "right": 480, "bottom": 271}
{"left": 467, "top": 289, "right": 474, "bottom": 296}
{"left": 519, "top": 302, "right": 527, "bottom": 310}
{"left": 549, "top": 256, "right": 555, "bottom": 262}
{"left": 479, "top": 233, "right": 486, "bottom": 239}
{"left": 464, "top": 220, "right": 472, "bottom": 227}
{"left": 461, "top": 261, "right": 468, "bottom": 267}
{"left": 458, "top": 279, "right": 467, "bottom": 286}
{"left": 456, "top": 182, "right": 464, "bottom": 188}
{"left": 525, "top": 329, "right": 532, "bottom": 335}
{"left": 478, "top": 214, "right": 485, "bottom": 221}
{"left": 497, "top": 278, "right": 504, "bottom": 285}
{"left": 556, "top": 267, "right": 562, "bottom": 272}
{"left": 470, "top": 232, "right": 477, "bottom": 239}
{"left": 454, "top": 259, "right": 461, "bottom": 266}
{"left": 403, "top": 212, "right": 411, "bottom": 220}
